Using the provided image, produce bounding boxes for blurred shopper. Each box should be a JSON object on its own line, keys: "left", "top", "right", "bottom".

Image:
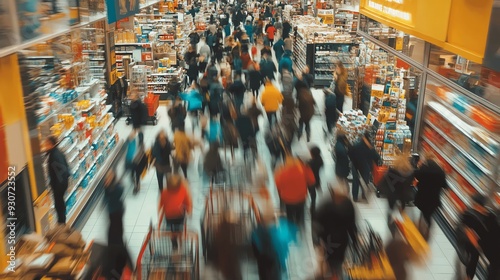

{"left": 129, "top": 92, "right": 147, "bottom": 131}
{"left": 456, "top": 195, "right": 500, "bottom": 280}
{"left": 172, "top": 127, "right": 194, "bottom": 179}
{"left": 385, "top": 153, "right": 415, "bottom": 221}
{"left": 151, "top": 130, "right": 172, "bottom": 192}
{"left": 273, "top": 37, "right": 285, "bottom": 63}
{"left": 307, "top": 146, "right": 324, "bottom": 217}
{"left": 103, "top": 170, "right": 133, "bottom": 279}
{"left": 265, "top": 22, "right": 276, "bottom": 46}
{"left": 168, "top": 98, "right": 187, "bottom": 132}
{"left": 206, "top": 117, "right": 224, "bottom": 144}
{"left": 45, "top": 135, "right": 70, "bottom": 224}
{"left": 414, "top": 151, "right": 448, "bottom": 238}
{"left": 159, "top": 174, "right": 192, "bottom": 249}
{"left": 131, "top": 132, "right": 147, "bottom": 194}
{"left": 296, "top": 76, "right": 315, "bottom": 142}
{"left": 275, "top": 155, "right": 316, "bottom": 228}
{"left": 203, "top": 141, "right": 224, "bottom": 183}
{"left": 236, "top": 109, "right": 257, "bottom": 161}
{"left": 180, "top": 81, "right": 203, "bottom": 133}
{"left": 281, "top": 68, "right": 294, "bottom": 101}
{"left": 334, "top": 133, "right": 350, "bottom": 195}
{"left": 244, "top": 20, "right": 254, "bottom": 44}
{"left": 334, "top": 61, "right": 349, "bottom": 113}
{"left": 278, "top": 50, "right": 293, "bottom": 75}
{"left": 125, "top": 131, "right": 138, "bottom": 184}
{"left": 208, "top": 76, "right": 224, "bottom": 117}
{"left": 260, "top": 78, "right": 284, "bottom": 129}
{"left": 228, "top": 71, "right": 247, "bottom": 113}
{"left": 248, "top": 61, "right": 263, "bottom": 97}
{"left": 324, "top": 87, "right": 338, "bottom": 138}
{"left": 260, "top": 51, "right": 276, "bottom": 81}
{"left": 282, "top": 19, "right": 292, "bottom": 39}
{"left": 185, "top": 45, "right": 199, "bottom": 85}
{"left": 246, "top": 96, "right": 263, "bottom": 134}
{"left": 348, "top": 132, "right": 381, "bottom": 202}
{"left": 199, "top": 38, "right": 211, "bottom": 73}
{"left": 313, "top": 187, "right": 357, "bottom": 279}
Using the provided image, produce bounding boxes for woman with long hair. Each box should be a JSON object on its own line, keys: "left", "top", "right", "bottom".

{"left": 334, "top": 61, "right": 350, "bottom": 113}
{"left": 385, "top": 153, "right": 415, "bottom": 221}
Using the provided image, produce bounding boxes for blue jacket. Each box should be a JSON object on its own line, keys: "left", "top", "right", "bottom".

{"left": 125, "top": 138, "right": 137, "bottom": 164}
{"left": 206, "top": 120, "right": 223, "bottom": 144}
{"left": 278, "top": 51, "right": 293, "bottom": 74}
{"left": 180, "top": 89, "right": 203, "bottom": 111}
{"left": 273, "top": 39, "right": 285, "bottom": 62}
{"left": 244, "top": 24, "right": 253, "bottom": 38}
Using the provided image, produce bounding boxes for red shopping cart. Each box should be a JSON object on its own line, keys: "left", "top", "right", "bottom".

{"left": 144, "top": 93, "right": 160, "bottom": 125}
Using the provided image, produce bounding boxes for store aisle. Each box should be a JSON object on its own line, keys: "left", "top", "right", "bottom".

{"left": 80, "top": 89, "right": 461, "bottom": 280}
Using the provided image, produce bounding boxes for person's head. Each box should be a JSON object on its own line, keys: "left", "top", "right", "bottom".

{"left": 188, "top": 45, "right": 194, "bottom": 52}
{"left": 166, "top": 174, "right": 183, "bottom": 191}
{"left": 336, "top": 61, "right": 346, "bottom": 76}
{"left": 157, "top": 130, "right": 168, "bottom": 144}
{"left": 130, "top": 91, "right": 139, "bottom": 100}
{"left": 44, "top": 135, "right": 58, "bottom": 151}
{"left": 234, "top": 70, "right": 242, "bottom": 79}
{"left": 309, "top": 146, "right": 321, "bottom": 160}
{"left": 393, "top": 152, "right": 413, "bottom": 175}
{"left": 104, "top": 169, "right": 116, "bottom": 188}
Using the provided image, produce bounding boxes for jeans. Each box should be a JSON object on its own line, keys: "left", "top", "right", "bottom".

{"left": 174, "top": 161, "right": 188, "bottom": 179}
{"left": 352, "top": 167, "right": 369, "bottom": 201}
{"left": 308, "top": 186, "right": 317, "bottom": 217}
{"left": 165, "top": 216, "right": 185, "bottom": 250}
{"left": 266, "top": 111, "right": 277, "bottom": 128}
{"left": 285, "top": 202, "right": 305, "bottom": 228}
{"left": 52, "top": 188, "right": 67, "bottom": 224}
{"left": 298, "top": 118, "right": 311, "bottom": 141}
{"left": 156, "top": 170, "right": 165, "bottom": 191}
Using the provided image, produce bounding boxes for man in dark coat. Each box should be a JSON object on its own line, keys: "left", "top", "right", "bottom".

{"left": 228, "top": 71, "right": 246, "bottom": 113}
{"left": 129, "top": 92, "right": 147, "bottom": 131}
{"left": 273, "top": 37, "right": 285, "bottom": 64}
{"left": 348, "top": 132, "right": 381, "bottom": 202}
{"left": 414, "top": 152, "right": 448, "bottom": 233}
{"left": 259, "top": 52, "right": 276, "bottom": 81}
{"left": 45, "top": 136, "right": 70, "bottom": 224}
{"left": 168, "top": 99, "right": 187, "bottom": 132}
{"left": 334, "top": 134, "right": 350, "bottom": 194}
{"left": 313, "top": 188, "right": 357, "bottom": 278}
{"left": 324, "top": 88, "right": 338, "bottom": 137}
{"left": 236, "top": 112, "right": 257, "bottom": 160}
{"left": 282, "top": 19, "right": 292, "bottom": 39}
{"left": 296, "top": 76, "right": 315, "bottom": 142}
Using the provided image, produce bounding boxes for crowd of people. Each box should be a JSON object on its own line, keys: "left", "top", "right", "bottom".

{"left": 40, "top": 1, "right": 500, "bottom": 279}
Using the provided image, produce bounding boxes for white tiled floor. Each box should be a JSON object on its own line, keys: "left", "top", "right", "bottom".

{"left": 81, "top": 87, "right": 464, "bottom": 279}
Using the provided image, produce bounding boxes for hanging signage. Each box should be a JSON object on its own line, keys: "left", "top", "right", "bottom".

{"left": 363, "top": 0, "right": 416, "bottom": 25}
{"left": 106, "top": 0, "right": 140, "bottom": 24}
{"left": 317, "top": 9, "right": 334, "bottom": 24}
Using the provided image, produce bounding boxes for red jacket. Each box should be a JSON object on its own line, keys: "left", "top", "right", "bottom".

{"left": 159, "top": 183, "right": 192, "bottom": 219}
{"left": 275, "top": 160, "right": 315, "bottom": 204}
{"left": 266, "top": 26, "right": 276, "bottom": 40}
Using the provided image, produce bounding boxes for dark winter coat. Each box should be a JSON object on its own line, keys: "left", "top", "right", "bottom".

{"left": 308, "top": 156, "right": 324, "bottom": 189}
{"left": 348, "top": 140, "right": 381, "bottom": 176}
{"left": 297, "top": 87, "right": 315, "bottom": 123}
{"left": 130, "top": 99, "right": 147, "bottom": 129}
{"left": 104, "top": 181, "right": 125, "bottom": 214}
{"left": 209, "top": 82, "right": 224, "bottom": 115}
{"left": 273, "top": 39, "right": 285, "bottom": 62}
{"left": 278, "top": 52, "right": 293, "bottom": 74}
{"left": 47, "top": 147, "right": 70, "bottom": 191}
{"left": 168, "top": 104, "right": 187, "bottom": 131}
{"left": 282, "top": 21, "right": 292, "bottom": 38}
{"left": 259, "top": 58, "right": 276, "bottom": 80}
{"left": 236, "top": 114, "right": 256, "bottom": 145}
{"left": 204, "top": 142, "right": 224, "bottom": 177}
{"left": 334, "top": 140, "right": 350, "bottom": 178}
{"left": 325, "top": 93, "right": 338, "bottom": 124}
{"left": 249, "top": 68, "right": 263, "bottom": 91}
{"left": 414, "top": 160, "right": 448, "bottom": 216}
{"left": 152, "top": 138, "right": 172, "bottom": 171}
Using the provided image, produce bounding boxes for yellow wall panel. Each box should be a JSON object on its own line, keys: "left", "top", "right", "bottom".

{"left": 446, "top": 0, "right": 493, "bottom": 61}
{"left": 0, "top": 55, "right": 25, "bottom": 125}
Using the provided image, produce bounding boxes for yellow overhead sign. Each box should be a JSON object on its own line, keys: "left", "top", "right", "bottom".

{"left": 360, "top": 0, "right": 494, "bottom": 63}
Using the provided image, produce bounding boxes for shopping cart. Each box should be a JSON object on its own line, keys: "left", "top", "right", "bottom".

{"left": 136, "top": 223, "right": 200, "bottom": 280}
{"left": 344, "top": 221, "right": 395, "bottom": 280}
{"left": 201, "top": 189, "right": 262, "bottom": 263}
{"left": 144, "top": 93, "right": 160, "bottom": 126}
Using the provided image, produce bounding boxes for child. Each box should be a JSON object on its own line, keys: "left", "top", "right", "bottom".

{"left": 307, "top": 146, "right": 324, "bottom": 217}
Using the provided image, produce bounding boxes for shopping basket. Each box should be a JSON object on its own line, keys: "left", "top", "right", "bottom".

{"left": 201, "top": 189, "right": 261, "bottom": 262}
{"left": 136, "top": 224, "right": 200, "bottom": 280}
